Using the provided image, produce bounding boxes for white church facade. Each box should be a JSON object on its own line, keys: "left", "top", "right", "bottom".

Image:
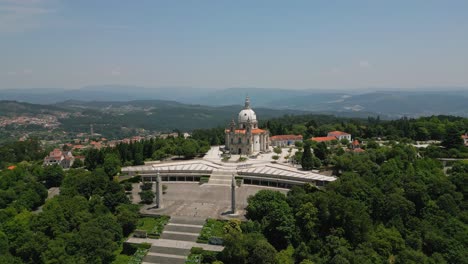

{"left": 225, "top": 97, "right": 269, "bottom": 155}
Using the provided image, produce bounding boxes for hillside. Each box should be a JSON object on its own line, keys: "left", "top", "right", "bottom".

{"left": 2, "top": 87, "right": 467, "bottom": 117}
{"left": 54, "top": 100, "right": 311, "bottom": 133}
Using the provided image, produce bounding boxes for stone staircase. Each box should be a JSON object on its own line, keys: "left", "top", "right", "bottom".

{"left": 206, "top": 169, "right": 236, "bottom": 186}
{"left": 142, "top": 216, "right": 205, "bottom": 264}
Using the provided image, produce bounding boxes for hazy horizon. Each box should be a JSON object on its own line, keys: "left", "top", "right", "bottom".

{"left": 1, "top": 1, "right": 468, "bottom": 90}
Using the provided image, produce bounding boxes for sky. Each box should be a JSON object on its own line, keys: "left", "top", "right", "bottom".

{"left": 1, "top": 0, "right": 468, "bottom": 90}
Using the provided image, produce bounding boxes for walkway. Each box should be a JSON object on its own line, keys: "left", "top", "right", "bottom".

{"left": 128, "top": 216, "right": 224, "bottom": 264}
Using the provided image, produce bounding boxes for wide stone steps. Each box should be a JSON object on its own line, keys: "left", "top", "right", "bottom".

{"left": 207, "top": 169, "right": 236, "bottom": 186}
{"left": 149, "top": 246, "right": 190, "bottom": 256}
{"left": 165, "top": 224, "right": 202, "bottom": 233}
{"left": 143, "top": 255, "right": 186, "bottom": 264}
{"left": 160, "top": 232, "right": 198, "bottom": 242}
{"left": 142, "top": 216, "right": 206, "bottom": 264}
{"left": 170, "top": 216, "right": 206, "bottom": 226}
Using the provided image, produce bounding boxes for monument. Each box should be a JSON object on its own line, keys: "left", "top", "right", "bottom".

{"left": 225, "top": 97, "right": 269, "bottom": 155}
{"left": 155, "top": 169, "right": 163, "bottom": 208}
{"left": 231, "top": 174, "right": 236, "bottom": 214}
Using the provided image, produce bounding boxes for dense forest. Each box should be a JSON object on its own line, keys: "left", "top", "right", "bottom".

{"left": 84, "top": 136, "right": 211, "bottom": 171}
{"left": 217, "top": 143, "right": 468, "bottom": 264}
{"left": 0, "top": 114, "right": 466, "bottom": 263}
{"left": 263, "top": 115, "right": 468, "bottom": 141}
{"left": 0, "top": 158, "right": 138, "bottom": 263}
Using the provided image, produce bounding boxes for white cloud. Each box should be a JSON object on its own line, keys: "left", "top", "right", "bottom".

{"left": 0, "top": 0, "right": 53, "bottom": 33}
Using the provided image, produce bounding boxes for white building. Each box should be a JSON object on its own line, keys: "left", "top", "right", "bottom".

{"left": 327, "top": 131, "right": 351, "bottom": 141}
{"left": 43, "top": 148, "right": 75, "bottom": 168}
{"left": 225, "top": 97, "right": 269, "bottom": 155}
{"left": 270, "top": 135, "right": 303, "bottom": 147}
{"left": 462, "top": 133, "right": 468, "bottom": 146}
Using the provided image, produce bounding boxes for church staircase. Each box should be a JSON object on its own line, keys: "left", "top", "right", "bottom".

{"left": 206, "top": 169, "right": 236, "bottom": 186}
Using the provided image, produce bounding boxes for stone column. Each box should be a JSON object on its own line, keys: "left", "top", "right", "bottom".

{"left": 155, "top": 169, "right": 163, "bottom": 208}
{"left": 231, "top": 174, "right": 236, "bottom": 214}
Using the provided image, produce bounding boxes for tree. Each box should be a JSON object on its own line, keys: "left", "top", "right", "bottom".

{"left": 301, "top": 141, "right": 314, "bottom": 170}
{"left": 313, "top": 142, "right": 329, "bottom": 161}
{"left": 116, "top": 204, "right": 139, "bottom": 237}
{"left": 442, "top": 125, "right": 463, "bottom": 149}
{"left": 103, "top": 153, "right": 121, "bottom": 178}
{"left": 275, "top": 245, "right": 295, "bottom": 264}
{"left": 274, "top": 147, "right": 282, "bottom": 155}
{"left": 246, "top": 190, "right": 295, "bottom": 249}
{"left": 85, "top": 148, "right": 103, "bottom": 170}
{"left": 71, "top": 158, "right": 84, "bottom": 168}
{"left": 42, "top": 164, "right": 65, "bottom": 188}
{"left": 103, "top": 181, "right": 129, "bottom": 212}
{"left": 181, "top": 139, "right": 198, "bottom": 159}
{"left": 248, "top": 239, "right": 277, "bottom": 264}
{"left": 139, "top": 190, "right": 155, "bottom": 204}
{"left": 340, "top": 138, "right": 349, "bottom": 145}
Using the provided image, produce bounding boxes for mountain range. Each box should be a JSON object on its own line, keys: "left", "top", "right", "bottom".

{"left": 1, "top": 86, "right": 467, "bottom": 118}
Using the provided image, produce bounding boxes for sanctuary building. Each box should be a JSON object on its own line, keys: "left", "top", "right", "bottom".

{"left": 225, "top": 97, "right": 269, "bottom": 155}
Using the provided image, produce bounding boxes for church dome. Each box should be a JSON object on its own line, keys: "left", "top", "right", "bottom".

{"left": 238, "top": 96, "right": 257, "bottom": 124}
{"left": 238, "top": 108, "right": 257, "bottom": 124}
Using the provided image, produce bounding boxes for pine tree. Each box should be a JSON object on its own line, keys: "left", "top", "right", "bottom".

{"left": 301, "top": 141, "right": 314, "bottom": 170}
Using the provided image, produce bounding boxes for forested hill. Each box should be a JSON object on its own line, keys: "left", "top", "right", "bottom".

{"left": 54, "top": 99, "right": 311, "bottom": 133}
{"left": 0, "top": 100, "right": 71, "bottom": 116}
{"left": 0, "top": 100, "right": 310, "bottom": 138}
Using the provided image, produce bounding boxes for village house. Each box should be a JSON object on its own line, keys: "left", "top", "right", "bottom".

{"left": 462, "top": 133, "right": 468, "bottom": 146}
{"left": 43, "top": 148, "right": 75, "bottom": 169}
{"left": 311, "top": 130, "right": 352, "bottom": 143}
{"left": 327, "top": 131, "right": 352, "bottom": 141}
{"left": 270, "top": 135, "right": 303, "bottom": 147}
{"left": 348, "top": 139, "right": 365, "bottom": 153}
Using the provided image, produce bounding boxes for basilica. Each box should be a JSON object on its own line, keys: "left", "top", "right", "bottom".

{"left": 225, "top": 97, "right": 269, "bottom": 155}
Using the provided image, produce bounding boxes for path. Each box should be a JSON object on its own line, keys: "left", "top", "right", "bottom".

{"left": 131, "top": 216, "right": 223, "bottom": 264}
{"left": 32, "top": 187, "right": 60, "bottom": 214}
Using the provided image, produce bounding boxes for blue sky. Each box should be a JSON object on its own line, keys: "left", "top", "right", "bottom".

{"left": 1, "top": 0, "right": 468, "bottom": 90}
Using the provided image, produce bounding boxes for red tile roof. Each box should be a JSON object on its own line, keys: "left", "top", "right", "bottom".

{"left": 462, "top": 134, "right": 468, "bottom": 139}
{"left": 252, "top": 128, "right": 266, "bottom": 134}
{"left": 352, "top": 139, "right": 360, "bottom": 146}
{"left": 270, "top": 135, "right": 303, "bottom": 141}
{"left": 353, "top": 148, "right": 365, "bottom": 153}
{"left": 226, "top": 128, "right": 267, "bottom": 135}
{"left": 311, "top": 136, "right": 337, "bottom": 142}
{"left": 7, "top": 165, "right": 16, "bottom": 170}
{"left": 328, "top": 131, "right": 350, "bottom": 136}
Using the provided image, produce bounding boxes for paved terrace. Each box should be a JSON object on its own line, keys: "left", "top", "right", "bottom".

{"left": 122, "top": 146, "right": 336, "bottom": 187}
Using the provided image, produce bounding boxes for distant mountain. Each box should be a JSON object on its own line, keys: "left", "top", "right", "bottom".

{"left": 54, "top": 99, "right": 313, "bottom": 132}
{"left": 1, "top": 86, "right": 467, "bottom": 117}
{"left": 0, "top": 86, "right": 214, "bottom": 104}
{"left": 0, "top": 100, "right": 70, "bottom": 116}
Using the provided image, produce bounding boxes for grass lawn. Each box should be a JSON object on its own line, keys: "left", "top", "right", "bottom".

{"left": 186, "top": 247, "right": 220, "bottom": 264}
{"left": 136, "top": 215, "right": 170, "bottom": 238}
{"left": 197, "top": 219, "right": 226, "bottom": 243}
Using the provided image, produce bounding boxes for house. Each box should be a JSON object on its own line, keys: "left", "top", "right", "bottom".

{"left": 327, "top": 131, "right": 352, "bottom": 141}
{"left": 462, "top": 133, "right": 468, "bottom": 146}
{"left": 270, "top": 135, "right": 303, "bottom": 147}
{"left": 311, "top": 131, "right": 352, "bottom": 143}
{"left": 311, "top": 136, "right": 338, "bottom": 143}
{"left": 43, "top": 148, "right": 75, "bottom": 169}
{"left": 349, "top": 139, "right": 365, "bottom": 153}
